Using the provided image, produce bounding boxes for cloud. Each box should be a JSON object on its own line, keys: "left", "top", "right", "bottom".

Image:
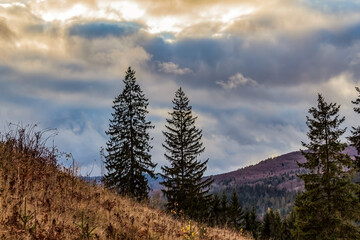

{"left": 1, "top": 0, "right": 360, "bottom": 177}
{"left": 0, "top": 18, "right": 15, "bottom": 42}
{"left": 216, "top": 73, "right": 258, "bottom": 89}
{"left": 158, "top": 61, "right": 192, "bottom": 75}
{"left": 54, "top": 118, "right": 108, "bottom": 176}
{"left": 66, "top": 35, "right": 151, "bottom": 73}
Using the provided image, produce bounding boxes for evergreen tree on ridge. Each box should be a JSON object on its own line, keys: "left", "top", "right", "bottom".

{"left": 293, "top": 94, "right": 360, "bottom": 239}
{"left": 104, "top": 67, "right": 156, "bottom": 201}
{"left": 161, "top": 87, "right": 213, "bottom": 219}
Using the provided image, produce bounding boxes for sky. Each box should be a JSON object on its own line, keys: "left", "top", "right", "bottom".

{"left": 1, "top": 0, "right": 360, "bottom": 176}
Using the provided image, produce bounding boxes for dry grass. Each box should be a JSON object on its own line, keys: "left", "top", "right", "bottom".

{"left": 0, "top": 126, "right": 251, "bottom": 240}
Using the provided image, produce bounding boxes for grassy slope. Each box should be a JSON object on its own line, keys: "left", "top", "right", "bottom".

{"left": 0, "top": 140, "right": 250, "bottom": 239}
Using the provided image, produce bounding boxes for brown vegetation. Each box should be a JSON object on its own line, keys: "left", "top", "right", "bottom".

{"left": 0, "top": 125, "right": 250, "bottom": 240}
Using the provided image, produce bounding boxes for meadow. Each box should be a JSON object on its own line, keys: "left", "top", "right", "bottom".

{"left": 0, "top": 125, "right": 250, "bottom": 239}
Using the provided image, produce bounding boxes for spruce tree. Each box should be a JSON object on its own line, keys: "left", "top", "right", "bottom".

{"left": 220, "top": 190, "right": 228, "bottom": 226}
{"left": 259, "top": 208, "right": 283, "bottom": 240}
{"left": 348, "top": 87, "right": 360, "bottom": 171}
{"left": 272, "top": 210, "right": 283, "bottom": 240}
{"left": 293, "top": 94, "right": 360, "bottom": 239}
{"left": 348, "top": 87, "right": 360, "bottom": 200}
{"left": 104, "top": 67, "right": 156, "bottom": 201}
{"left": 161, "top": 87, "right": 213, "bottom": 219}
{"left": 210, "top": 193, "right": 221, "bottom": 226}
{"left": 244, "top": 209, "right": 250, "bottom": 229}
{"left": 260, "top": 208, "right": 273, "bottom": 240}
{"left": 228, "top": 189, "right": 244, "bottom": 230}
{"left": 287, "top": 209, "right": 298, "bottom": 240}
{"left": 282, "top": 216, "right": 294, "bottom": 240}
{"left": 248, "top": 206, "right": 259, "bottom": 240}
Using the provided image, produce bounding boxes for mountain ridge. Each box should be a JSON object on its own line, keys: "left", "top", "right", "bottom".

{"left": 210, "top": 146, "right": 357, "bottom": 192}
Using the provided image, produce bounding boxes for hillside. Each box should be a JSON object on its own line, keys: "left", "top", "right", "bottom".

{"left": 208, "top": 146, "right": 357, "bottom": 215}
{"left": 211, "top": 150, "right": 306, "bottom": 192}
{"left": 147, "top": 151, "right": 305, "bottom": 198}
{"left": 0, "top": 127, "right": 250, "bottom": 240}
{"left": 211, "top": 146, "right": 357, "bottom": 191}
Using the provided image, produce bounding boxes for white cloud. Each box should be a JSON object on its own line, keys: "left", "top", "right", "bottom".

{"left": 0, "top": 2, "right": 26, "bottom": 8}
{"left": 158, "top": 61, "right": 192, "bottom": 75}
{"left": 216, "top": 73, "right": 258, "bottom": 89}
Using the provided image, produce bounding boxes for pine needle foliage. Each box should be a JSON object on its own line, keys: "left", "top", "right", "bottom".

{"left": 220, "top": 191, "right": 228, "bottom": 226}
{"left": 228, "top": 189, "right": 244, "bottom": 230}
{"left": 104, "top": 67, "right": 156, "bottom": 201}
{"left": 293, "top": 94, "right": 360, "bottom": 240}
{"left": 260, "top": 208, "right": 273, "bottom": 240}
{"left": 244, "top": 206, "right": 259, "bottom": 240}
{"left": 209, "top": 193, "right": 221, "bottom": 226}
{"left": 348, "top": 86, "right": 360, "bottom": 171}
{"left": 161, "top": 88, "right": 213, "bottom": 220}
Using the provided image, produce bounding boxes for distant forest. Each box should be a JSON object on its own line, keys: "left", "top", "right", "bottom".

{"left": 217, "top": 173, "right": 301, "bottom": 217}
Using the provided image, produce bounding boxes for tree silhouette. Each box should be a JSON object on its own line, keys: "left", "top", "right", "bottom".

{"left": 294, "top": 94, "right": 360, "bottom": 239}
{"left": 104, "top": 67, "right": 156, "bottom": 201}
{"left": 228, "top": 189, "right": 244, "bottom": 230}
{"left": 348, "top": 86, "right": 360, "bottom": 171}
{"left": 161, "top": 88, "right": 213, "bottom": 219}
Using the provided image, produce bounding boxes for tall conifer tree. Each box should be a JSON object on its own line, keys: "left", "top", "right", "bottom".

{"left": 220, "top": 191, "right": 228, "bottom": 226}
{"left": 161, "top": 88, "right": 213, "bottom": 219}
{"left": 104, "top": 67, "right": 156, "bottom": 201}
{"left": 210, "top": 193, "right": 221, "bottom": 226}
{"left": 245, "top": 206, "right": 259, "bottom": 239}
{"left": 293, "top": 94, "right": 360, "bottom": 239}
{"left": 348, "top": 87, "right": 360, "bottom": 171}
{"left": 260, "top": 208, "right": 273, "bottom": 240}
{"left": 228, "top": 189, "right": 244, "bottom": 230}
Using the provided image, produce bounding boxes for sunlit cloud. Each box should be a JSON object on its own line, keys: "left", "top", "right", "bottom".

{"left": 100, "top": 1, "right": 145, "bottom": 21}
{"left": 30, "top": 1, "right": 143, "bottom": 22}
{"left": 0, "top": 2, "right": 26, "bottom": 8}
{"left": 146, "top": 16, "right": 185, "bottom": 34}
{"left": 39, "top": 3, "right": 90, "bottom": 22}
{"left": 158, "top": 62, "right": 192, "bottom": 75}
{"left": 145, "top": 3, "right": 257, "bottom": 35}
{"left": 216, "top": 73, "right": 258, "bottom": 89}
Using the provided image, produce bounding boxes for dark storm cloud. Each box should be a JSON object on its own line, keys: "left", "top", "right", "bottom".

{"left": 68, "top": 21, "right": 143, "bottom": 39}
